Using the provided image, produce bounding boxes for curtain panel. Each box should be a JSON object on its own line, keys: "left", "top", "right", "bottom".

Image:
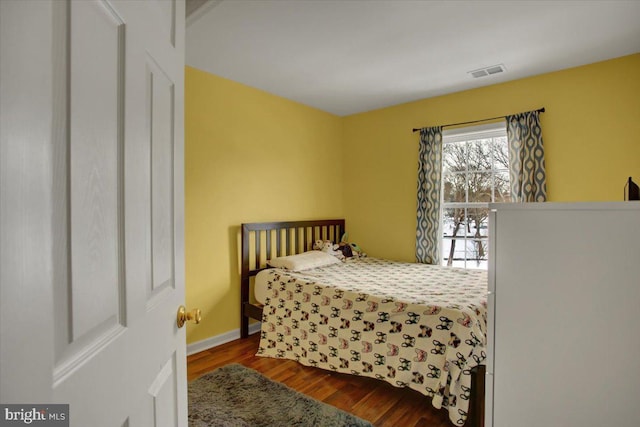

{"left": 506, "top": 110, "right": 548, "bottom": 202}
{"left": 416, "top": 126, "right": 443, "bottom": 264}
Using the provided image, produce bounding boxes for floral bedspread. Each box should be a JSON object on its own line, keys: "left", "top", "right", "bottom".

{"left": 256, "top": 257, "right": 487, "bottom": 426}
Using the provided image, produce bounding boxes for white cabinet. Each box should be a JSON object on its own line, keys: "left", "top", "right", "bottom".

{"left": 486, "top": 202, "right": 640, "bottom": 427}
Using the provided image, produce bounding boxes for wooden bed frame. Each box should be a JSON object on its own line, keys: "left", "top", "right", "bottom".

{"left": 240, "top": 219, "right": 485, "bottom": 427}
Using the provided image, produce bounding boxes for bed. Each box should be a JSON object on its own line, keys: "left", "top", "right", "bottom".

{"left": 240, "top": 219, "right": 486, "bottom": 427}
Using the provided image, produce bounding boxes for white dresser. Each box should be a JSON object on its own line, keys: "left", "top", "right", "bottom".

{"left": 486, "top": 202, "right": 640, "bottom": 427}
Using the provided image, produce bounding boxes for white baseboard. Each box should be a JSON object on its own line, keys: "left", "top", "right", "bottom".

{"left": 187, "top": 322, "right": 261, "bottom": 356}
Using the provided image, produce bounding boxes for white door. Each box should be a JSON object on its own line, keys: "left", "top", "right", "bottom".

{"left": 0, "top": 1, "right": 188, "bottom": 426}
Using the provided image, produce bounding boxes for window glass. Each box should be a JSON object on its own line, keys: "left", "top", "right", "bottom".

{"left": 441, "top": 124, "right": 508, "bottom": 269}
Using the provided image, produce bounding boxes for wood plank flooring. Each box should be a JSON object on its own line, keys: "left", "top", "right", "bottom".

{"left": 187, "top": 333, "right": 453, "bottom": 427}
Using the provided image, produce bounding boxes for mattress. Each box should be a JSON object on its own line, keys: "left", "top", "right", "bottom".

{"left": 255, "top": 257, "right": 487, "bottom": 426}
{"left": 254, "top": 268, "right": 274, "bottom": 305}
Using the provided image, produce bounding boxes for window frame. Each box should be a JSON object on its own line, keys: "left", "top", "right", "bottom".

{"left": 440, "top": 122, "right": 508, "bottom": 269}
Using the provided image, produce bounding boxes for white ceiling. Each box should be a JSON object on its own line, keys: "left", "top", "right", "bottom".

{"left": 186, "top": 0, "right": 640, "bottom": 116}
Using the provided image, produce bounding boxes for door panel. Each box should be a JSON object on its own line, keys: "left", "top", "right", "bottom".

{"left": 69, "top": 0, "right": 125, "bottom": 342}
{"left": 150, "top": 0, "right": 177, "bottom": 47}
{"left": 148, "top": 56, "right": 176, "bottom": 300}
{"left": 50, "top": 0, "right": 128, "bottom": 389}
{"left": 147, "top": 354, "right": 179, "bottom": 427}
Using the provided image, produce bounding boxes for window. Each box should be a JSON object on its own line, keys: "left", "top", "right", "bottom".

{"left": 441, "top": 123, "right": 509, "bottom": 269}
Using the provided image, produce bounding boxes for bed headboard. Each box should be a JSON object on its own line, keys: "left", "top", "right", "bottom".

{"left": 240, "top": 219, "right": 345, "bottom": 337}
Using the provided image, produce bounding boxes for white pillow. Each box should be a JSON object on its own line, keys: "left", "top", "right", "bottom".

{"left": 267, "top": 250, "right": 341, "bottom": 271}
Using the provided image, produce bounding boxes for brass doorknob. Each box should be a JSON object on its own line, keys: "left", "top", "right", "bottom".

{"left": 177, "top": 306, "right": 202, "bottom": 328}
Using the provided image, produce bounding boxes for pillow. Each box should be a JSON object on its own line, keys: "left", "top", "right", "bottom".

{"left": 267, "top": 250, "right": 341, "bottom": 271}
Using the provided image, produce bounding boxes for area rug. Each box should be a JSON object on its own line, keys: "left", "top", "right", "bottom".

{"left": 188, "top": 363, "right": 373, "bottom": 427}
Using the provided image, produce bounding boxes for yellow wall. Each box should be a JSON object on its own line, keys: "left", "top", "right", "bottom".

{"left": 342, "top": 54, "right": 640, "bottom": 262}
{"left": 185, "top": 67, "right": 343, "bottom": 343}
{"left": 186, "top": 54, "right": 640, "bottom": 343}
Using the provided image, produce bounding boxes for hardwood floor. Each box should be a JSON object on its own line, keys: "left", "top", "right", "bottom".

{"left": 187, "top": 333, "right": 453, "bottom": 427}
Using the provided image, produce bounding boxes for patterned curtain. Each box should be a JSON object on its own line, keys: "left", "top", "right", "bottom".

{"left": 506, "top": 110, "right": 548, "bottom": 202}
{"left": 416, "top": 126, "right": 443, "bottom": 264}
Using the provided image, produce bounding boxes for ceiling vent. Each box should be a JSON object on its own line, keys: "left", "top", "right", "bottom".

{"left": 468, "top": 64, "right": 506, "bottom": 78}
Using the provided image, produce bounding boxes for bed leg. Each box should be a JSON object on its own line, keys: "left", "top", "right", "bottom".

{"left": 466, "top": 365, "right": 485, "bottom": 427}
{"left": 240, "top": 307, "right": 249, "bottom": 339}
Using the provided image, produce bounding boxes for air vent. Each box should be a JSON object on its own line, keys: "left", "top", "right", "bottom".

{"left": 470, "top": 69, "right": 488, "bottom": 78}
{"left": 468, "top": 64, "right": 506, "bottom": 78}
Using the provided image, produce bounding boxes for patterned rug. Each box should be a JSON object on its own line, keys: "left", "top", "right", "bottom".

{"left": 188, "top": 364, "right": 373, "bottom": 427}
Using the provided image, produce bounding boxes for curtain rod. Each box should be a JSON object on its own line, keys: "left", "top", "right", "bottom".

{"left": 412, "top": 107, "right": 545, "bottom": 133}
